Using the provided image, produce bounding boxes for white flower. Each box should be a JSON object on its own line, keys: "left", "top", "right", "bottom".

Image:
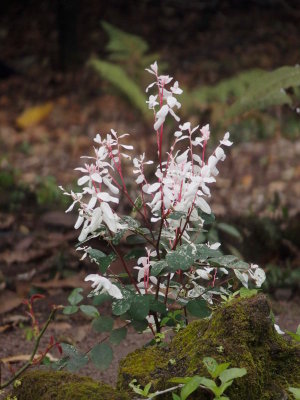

{"left": 220, "top": 132, "right": 233, "bottom": 146}
{"left": 196, "top": 268, "right": 213, "bottom": 280}
{"left": 85, "top": 274, "right": 123, "bottom": 299}
{"left": 249, "top": 264, "right": 266, "bottom": 287}
{"left": 234, "top": 270, "right": 249, "bottom": 288}
{"left": 145, "top": 61, "right": 158, "bottom": 76}
{"left": 171, "top": 81, "right": 183, "bottom": 95}
{"left": 146, "top": 95, "right": 159, "bottom": 109}
{"left": 274, "top": 324, "right": 285, "bottom": 335}
{"left": 200, "top": 124, "right": 210, "bottom": 141}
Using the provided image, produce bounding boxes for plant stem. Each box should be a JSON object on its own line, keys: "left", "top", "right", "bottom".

{"left": 0, "top": 307, "right": 59, "bottom": 390}
{"left": 109, "top": 241, "right": 141, "bottom": 294}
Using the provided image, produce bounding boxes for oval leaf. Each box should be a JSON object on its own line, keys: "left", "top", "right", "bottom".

{"left": 186, "top": 299, "right": 211, "bottom": 318}
{"left": 79, "top": 305, "right": 100, "bottom": 318}
{"left": 90, "top": 343, "right": 113, "bottom": 370}
{"left": 68, "top": 288, "right": 83, "bottom": 306}
{"left": 92, "top": 316, "right": 114, "bottom": 333}
{"left": 109, "top": 327, "right": 127, "bottom": 345}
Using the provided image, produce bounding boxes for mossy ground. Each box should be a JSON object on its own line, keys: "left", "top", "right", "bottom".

{"left": 12, "top": 370, "right": 129, "bottom": 400}
{"left": 118, "top": 294, "right": 300, "bottom": 399}
{"left": 9, "top": 295, "right": 300, "bottom": 400}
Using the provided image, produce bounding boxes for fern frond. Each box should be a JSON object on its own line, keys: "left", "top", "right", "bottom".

{"left": 227, "top": 65, "right": 300, "bottom": 118}
{"left": 89, "top": 59, "right": 149, "bottom": 119}
{"left": 102, "top": 21, "right": 148, "bottom": 61}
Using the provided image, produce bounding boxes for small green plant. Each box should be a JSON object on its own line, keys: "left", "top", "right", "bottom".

{"left": 289, "top": 387, "right": 300, "bottom": 400}
{"left": 170, "top": 357, "right": 247, "bottom": 400}
{"left": 129, "top": 380, "right": 156, "bottom": 399}
{"left": 183, "top": 65, "right": 300, "bottom": 119}
{"left": 286, "top": 325, "right": 300, "bottom": 342}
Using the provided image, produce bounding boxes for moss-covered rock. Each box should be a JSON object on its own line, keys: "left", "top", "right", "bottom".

{"left": 118, "top": 294, "right": 300, "bottom": 399}
{"left": 12, "top": 370, "right": 129, "bottom": 400}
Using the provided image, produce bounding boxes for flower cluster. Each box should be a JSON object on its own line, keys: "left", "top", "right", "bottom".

{"left": 61, "top": 130, "right": 132, "bottom": 241}
{"left": 62, "top": 62, "right": 266, "bottom": 335}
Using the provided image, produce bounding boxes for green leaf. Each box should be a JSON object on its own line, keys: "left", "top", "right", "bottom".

{"left": 90, "top": 343, "right": 113, "bottom": 370}
{"left": 129, "top": 295, "right": 150, "bottom": 321}
{"left": 87, "top": 248, "right": 106, "bottom": 260}
{"left": 172, "top": 394, "right": 181, "bottom": 400}
{"left": 87, "top": 248, "right": 117, "bottom": 274}
{"left": 132, "top": 195, "right": 143, "bottom": 212}
{"left": 68, "top": 288, "right": 83, "bottom": 306}
{"left": 217, "top": 380, "right": 234, "bottom": 396}
{"left": 110, "top": 327, "right": 127, "bottom": 345}
{"left": 60, "top": 343, "right": 89, "bottom": 372}
{"left": 227, "top": 65, "right": 300, "bottom": 118}
{"left": 181, "top": 376, "right": 203, "bottom": 400}
{"left": 197, "top": 377, "right": 218, "bottom": 391}
{"left": 286, "top": 331, "right": 300, "bottom": 342}
{"left": 149, "top": 298, "right": 167, "bottom": 314}
{"left": 124, "top": 248, "right": 146, "bottom": 260}
{"left": 209, "top": 255, "right": 238, "bottom": 267}
{"left": 289, "top": 387, "right": 300, "bottom": 399}
{"left": 63, "top": 305, "right": 78, "bottom": 315}
{"left": 213, "top": 363, "right": 231, "bottom": 379}
{"left": 112, "top": 289, "right": 133, "bottom": 316}
{"left": 239, "top": 288, "right": 258, "bottom": 298}
{"left": 217, "top": 222, "right": 242, "bottom": 241}
{"left": 195, "top": 244, "right": 222, "bottom": 260}
{"left": 166, "top": 245, "right": 195, "bottom": 272}
{"left": 169, "top": 377, "right": 193, "bottom": 384}
{"left": 122, "top": 215, "right": 141, "bottom": 229}
{"left": 168, "top": 211, "right": 187, "bottom": 220}
{"left": 131, "top": 319, "right": 148, "bottom": 332}
{"left": 102, "top": 21, "right": 148, "bottom": 58}
{"left": 92, "top": 293, "right": 112, "bottom": 306}
{"left": 144, "top": 382, "right": 152, "bottom": 396}
{"left": 199, "top": 211, "right": 215, "bottom": 225}
{"left": 111, "top": 229, "right": 125, "bottom": 245}
{"left": 203, "top": 357, "right": 218, "bottom": 376}
{"left": 229, "top": 260, "right": 249, "bottom": 270}
{"left": 186, "top": 299, "right": 211, "bottom": 318}
{"left": 126, "top": 234, "right": 147, "bottom": 245}
{"left": 219, "top": 367, "right": 247, "bottom": 384}
{"left": 99, "top": 254, "right": 117, "bottom": 273}
{"left": 151, "top": 260, "right": 168, "bottom": 276}
{"left": 79, "top": 305, "right": 100, "bottom": 318}
{"left": 92, "top": 316, "right": 114, "bottom": 332}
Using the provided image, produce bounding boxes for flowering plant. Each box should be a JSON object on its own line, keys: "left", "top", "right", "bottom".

{"left": 60, "top": 63, "right": 265, "bottom": 370}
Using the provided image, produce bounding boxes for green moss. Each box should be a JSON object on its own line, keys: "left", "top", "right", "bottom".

{"left": 118, "top": 295, "right": 300, "bottom": 399}
{"left": 12, "top": 370, "right": 129, "bottom": 400}
{"left": 117, "top": 345, "right": 168, "bottom": 390}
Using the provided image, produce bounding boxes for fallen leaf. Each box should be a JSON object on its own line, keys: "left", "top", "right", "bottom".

{"left": 72, "top": 324, "right": 90, "bottom": 343}
{"left": 2, "top": 315, "right": 29, "bottom": 325}
{"left": 0, "top": 324, "right": 11, "bottom": 333}
{"left": 241, "top": 174, "right": 253, "bottom": 188}
{"left": 0, "top": 214, "right": 14, "bottom": 230}
{"left": 1, "top": 352, "right": 58, "bottom": 364}
{"left": 51, "top": 322, "right": 72, "bottom": 333}
{"left": 16, "top": 102, "right": 54, "bottom": 129}
{"left": 0, "top": 290, "right": 23, "bottom": 314}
